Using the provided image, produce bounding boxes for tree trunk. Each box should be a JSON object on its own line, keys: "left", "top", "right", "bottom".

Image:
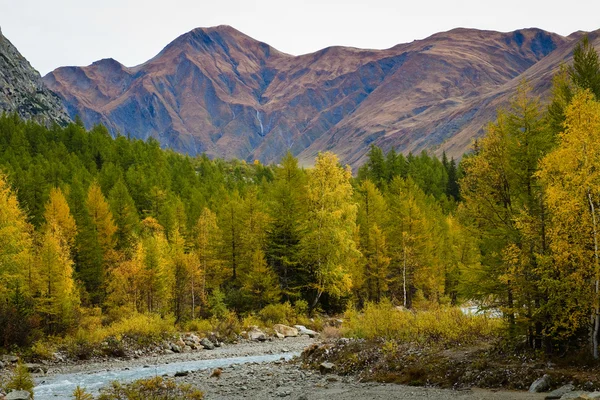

{"left": 587, "top": 190, "right": 600, "bottom": 359}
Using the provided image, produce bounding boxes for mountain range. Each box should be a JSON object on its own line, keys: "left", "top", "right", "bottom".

{"left": 2, "top": 25, "right": 599, "bottom": 167}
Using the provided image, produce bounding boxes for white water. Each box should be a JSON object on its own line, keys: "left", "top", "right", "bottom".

{"left": 34, "top": 352, "right": 298, "bottom": 399}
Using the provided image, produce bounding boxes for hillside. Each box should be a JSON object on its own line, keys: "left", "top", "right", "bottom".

{"left": 44, "top": 26, "right": 579, "bottom": 166}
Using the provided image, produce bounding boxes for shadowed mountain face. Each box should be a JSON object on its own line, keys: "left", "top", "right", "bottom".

{"left": 0, "top": 28, "right": 70, "bottom": 125}
{"left": 43, "top": 25, "right": 581, "bottom": 166}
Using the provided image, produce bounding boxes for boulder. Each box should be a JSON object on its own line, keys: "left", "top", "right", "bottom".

{"left": 24, "top": 363, "right": 47, "bottom": 374}
{"left": 294, "top": 325, "right": 318, "bottom": 338}
{"left": 319, "top": 362, "right": 335, "bottom": 374}
{"left": 529, "top": 374, "right": 551, "bottom": 393}
{"left": 249, "top": 329, "right": 267, "bottom": 342}
{"left": 6, "top": 391, "right": 32, "bottom": 400}
{"left": 273, "top": 324, "right": 298, "bottom": 338}
{"left": 170, "top": 343, "right": 181, "bottom": 353}
{"left": 174, "top": 370, "right": 189, "bottom": 377}
{"left": 200, "top": 338, "right": 215, "bottom": 350}
{"left": 559, "top": 393, "right": 600, "bottom": 400}
{"left": 545, "top": 384, "right": 575, "bottom": 399}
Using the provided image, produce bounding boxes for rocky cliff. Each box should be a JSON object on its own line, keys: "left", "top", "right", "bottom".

{"left": 43, "top": 26, "right": 582, "bottom": 166}
{"left": 0, "top": 27, "right": 70, "bottom": 125}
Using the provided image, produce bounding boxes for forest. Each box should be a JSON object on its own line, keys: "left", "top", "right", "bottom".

{"left": 0, "top": 36, "right": 600, "bottom": 359}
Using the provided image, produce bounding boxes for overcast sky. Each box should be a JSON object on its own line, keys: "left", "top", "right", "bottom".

{"left": 1, "top": 0, "right": 599, "bottom": 76}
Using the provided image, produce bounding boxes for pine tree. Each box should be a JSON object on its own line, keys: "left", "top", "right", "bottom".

{"left": 241, "top": 249, "right": 281, "bottom": 309}
{"left": 108, "top": 179, "right": 139, "bottom": 252}
{"left": 266, "top": 151, "right": 306, "bottom": 300}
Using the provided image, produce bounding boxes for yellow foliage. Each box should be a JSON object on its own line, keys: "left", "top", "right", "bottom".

{"left": 343, "top": 301, "right": 503, "bottom": 346}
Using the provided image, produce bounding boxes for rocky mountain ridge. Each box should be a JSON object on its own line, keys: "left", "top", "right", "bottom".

{"left": 0, "top": 27, "right": 70, "bottom": 125}
{"left": 41, "top": 26, "right": 598, "bottom": 166}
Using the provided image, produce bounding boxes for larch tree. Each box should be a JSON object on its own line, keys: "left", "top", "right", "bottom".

{"left": 81, "top": 181, "right": 117, "bottom": 304}
{"left": 538, "top": 90, "right": 600, "bottom": 357}
{"left": 300, "top": 152, "right": 358, "bottom": 313}
{"left": 0, "top": 172, "right": 35, "bottom": 300}
{"left": 193, "top": 207, "right": 226, "bottom": 317}
{"left": 35, "top": 219, "right": 79, "bottom": 333}
{"left": 356, "top": 179, "right": 389, "bottom": 303}
{"left": 44, "top": 187, "right": 77, "bottom": 251}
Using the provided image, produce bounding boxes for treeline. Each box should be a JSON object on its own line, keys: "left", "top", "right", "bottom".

{"left": 0, "top": 113, "right": 467, "bottom": 347}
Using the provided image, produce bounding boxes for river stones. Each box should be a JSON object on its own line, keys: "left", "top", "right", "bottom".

{"left": 200, "top": 338, "right": 215, "bottom": 350}
{"left": 273, "top": 324, "right": 298, "bottom": 338}
{"left": 529, "top": 374, "right": 551, "bottom": 392}
{"left": 249, "top": 329, "right": 267, "bottom": 342}
{"left": 319, "top": 362, "right": 335, "bottom": 374}
{"left": 294, "top": 325, "right": 318, "bottom": 338}
{"left": 6, "top": 390, "right": 32, "bottom": 400}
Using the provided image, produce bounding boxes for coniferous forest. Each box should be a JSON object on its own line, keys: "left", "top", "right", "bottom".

{"left": 1, "top": 36, "right": 600, "bottom": 363}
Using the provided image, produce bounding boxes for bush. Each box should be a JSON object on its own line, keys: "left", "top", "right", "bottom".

{"left": 102, "top": 313, "right": 175, "bottom": 344}
{"left": 5, "top": 361, "right": 34, "bottom": 397}
{"left": 97, "top": 376, "right": 203, "bottom": 399}
{"left": 183, "top": 319, "right": 213, "bottom": 333}
{"left": 258, "top": 302, "right": 295, "bottom": 325}
{"left": 343, "top": 301, "right": 504, "bottom": 346}
{"left": 31, "top": 339, "right": 56, "bottom": 360}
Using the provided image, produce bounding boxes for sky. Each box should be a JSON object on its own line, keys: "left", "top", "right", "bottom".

{"left": 1, "top": 0, "right": 599, "bottom": 76}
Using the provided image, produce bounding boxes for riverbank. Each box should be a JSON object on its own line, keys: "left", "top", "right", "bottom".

{"left": 28, "top": 335, "right": 557, "bottom": 400}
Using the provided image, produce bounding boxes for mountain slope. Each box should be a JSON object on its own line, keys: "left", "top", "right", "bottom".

{"left": 44, "top": 26, "right": 573, "bottom": 166}
{"left": 0, "top": 27, "right": 70, "bottom": 125}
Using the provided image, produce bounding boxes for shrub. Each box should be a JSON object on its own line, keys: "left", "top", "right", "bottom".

{"left": 184, "top": 319, "right": 213, "bottom": 333}
{"left": 73, "top": 386, "right": 94, "bottom": 400}
{"left": 5, "top": 361, "right": 34, "bottom": 397}
{"left": 97, "top": 376, "right": 203, "bottom": 400}
{"left": 102, "top": 313, "right": 175, "bottom": 344}
{"left": 342, "top": 301, "right": 503, "bottom": 346}
{"left": 258, "top": 302, "right": 295, "bottom": 325}
{"left": 31, "top": 339, "right": 56, "bottom": 360}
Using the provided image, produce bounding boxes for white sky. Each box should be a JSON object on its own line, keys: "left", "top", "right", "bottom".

{"left": 1, "top": 0, "right": 599, "bottom": 76}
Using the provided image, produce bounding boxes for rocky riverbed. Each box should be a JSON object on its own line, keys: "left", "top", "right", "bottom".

{"left": 25, "top": 334, "right": 564, "bottom": 400}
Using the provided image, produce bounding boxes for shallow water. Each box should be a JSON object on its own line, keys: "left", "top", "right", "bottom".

{"left": 34, "top": 352, "right": 298, "bottom": 399}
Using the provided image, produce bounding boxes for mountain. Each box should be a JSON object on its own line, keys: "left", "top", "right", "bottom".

{"left": 0, "top": 27, "right": 70, "bottom": 125}
{"left": 44, "top": 26, "right": 581, "bottom": 166}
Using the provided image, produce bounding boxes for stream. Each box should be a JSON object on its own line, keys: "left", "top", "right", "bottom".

{"left": 34, "top": 352, "right": 298, "bottom": 399}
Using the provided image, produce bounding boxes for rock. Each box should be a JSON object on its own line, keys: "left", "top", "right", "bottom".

{"left": 0, "top": 31, "right": 71, "bottom": 126}
{"left": 174, "top": 371, "right": 189, "bottom": 377}
{"left": 294, "top": 325, "right": 319, "bottom": 338}
{"left": 200, "top": 338, "right": 215, "bottom": 350}
{"left": 188, "top": 334, "right": 200, "bottom": 343}
{"left": 175, "top": 339, "right": 186, "bottom": 348}
{"left": 560, "top": 393, "right": 598, "bottom": 400}
{"left": 249, "top": 329, "right": 267, "bottom": 342}
{"left": 529, "top": 374, "right": 551, "bottom": 393}
{"left": 170, "top": 344, "right": 181, "bottom": 353}
{"left": 24, "top": 363, "right": 47, "bottom": 374}
{"left": 275, "top": 332, "right": 285, "bottom": 339}
{"left": 6, "top": 391, "right": 32, "bottom": 400}
{"left": 273, "top": 324, "right": 298, "bottom": 338}
{"left": 545, "top": 384, "right": 575, "bottom": 399}
{"left": 1, "top": 355, "right": 18, "bottom": 364}
{"left": 319, "top": 362, "right": 335, "bottom": 374}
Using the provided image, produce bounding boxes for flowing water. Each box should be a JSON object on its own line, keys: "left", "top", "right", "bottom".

{"left": 34, "top": 352, "right": 298, "bottom": 399}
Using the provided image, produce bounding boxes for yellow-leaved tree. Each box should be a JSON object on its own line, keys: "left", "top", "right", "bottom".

{"left": 300, "top": 152, "right": 358, "bottom": 313}
{"left": 538, "top": 90, "right": 600, "bottom": 357}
